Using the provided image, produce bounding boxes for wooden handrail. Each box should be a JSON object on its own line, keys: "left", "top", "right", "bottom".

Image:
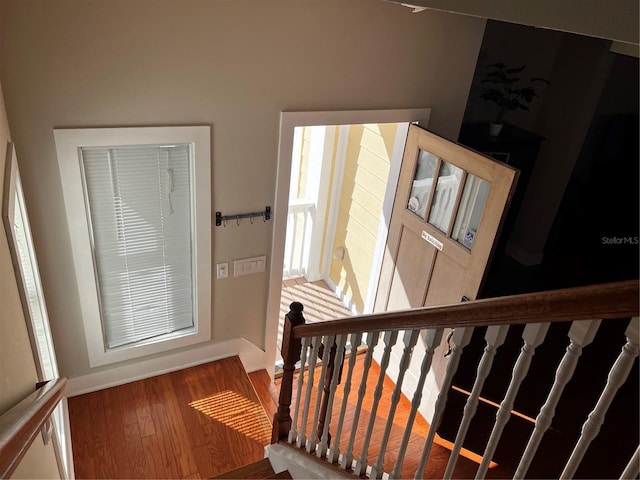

{"left": 293, "top": 280, "right": 639, "bottom": 338}
{"left": 0, "top": 377, "right": 67, "bottom": 478}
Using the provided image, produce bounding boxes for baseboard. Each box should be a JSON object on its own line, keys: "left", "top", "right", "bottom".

{"left": 66, "top": 337, "right": 265, "bottom": 396}
{"left": 505, "top": 240, "right": 544, "bottom": 267}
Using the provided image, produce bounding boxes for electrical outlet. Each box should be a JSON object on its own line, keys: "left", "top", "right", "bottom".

{"left": 216, "top": 262, "right": 229, "bottom": 279}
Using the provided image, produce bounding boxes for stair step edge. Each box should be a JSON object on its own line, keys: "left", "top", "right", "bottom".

{"left": 210, "top": 458, "right": 274, "bottom": 479}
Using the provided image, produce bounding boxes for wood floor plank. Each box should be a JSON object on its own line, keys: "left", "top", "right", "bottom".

{"left": 169, "top": 367, "right": 215, "bottom": 448}
{"left": 68, "top": 391, "right": 98, "bottom": 479}
{"left": 123, "top": 422, "right": 148, "bottom": 479}
{"left": 69, "top": 390, "right": 119, "bottom": 479}
{"left": 102, "top": 386, "right": 132, "bottom": 478}
{"left": 141, "top": 433, "right": 182, "bottom": 479}
{"left": 130, "top": 379, "right": 157, "bottom": 437}
{"left": 249, "top": 369, "right": 278, "bottom": 421}
{"left": 145, "top": 374, "right": 199, "bottom": 477}
{"left": 116, "top": 380, "right": 141, "bottom": 425}
{"left": 192, "top": 429, "right": 239, "bottom": 478}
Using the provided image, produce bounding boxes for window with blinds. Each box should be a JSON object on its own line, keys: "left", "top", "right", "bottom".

{"left": 80, "top": 144, "right": 195, "bottom": 349}
{"left": 55, "top": 126, "right": 211, "bottom": 367}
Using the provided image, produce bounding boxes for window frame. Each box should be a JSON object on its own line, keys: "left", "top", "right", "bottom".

{"left": 3, "top": 141, "right": 73, "bottom": 478}
{"left": 54, "top": 126, "right": 211, "bottom": 367}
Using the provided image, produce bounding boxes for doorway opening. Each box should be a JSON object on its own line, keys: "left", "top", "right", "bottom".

{"left": 266, "top": 109, "right": 431, "bottom": 372}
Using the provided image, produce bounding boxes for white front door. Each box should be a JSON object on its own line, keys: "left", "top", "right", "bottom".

{"left": 375, "top": 124, "right": 518, "bottom": 310}
{"left": 266, "top": 109, "right": 431, "bottom": 373}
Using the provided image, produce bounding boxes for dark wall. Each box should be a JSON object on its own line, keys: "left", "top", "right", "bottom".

{"left": 543, "top": 53, "right": 639, "bottom": 287}
{"left": 445, "top": 29, "right": 639, "bottom": 478}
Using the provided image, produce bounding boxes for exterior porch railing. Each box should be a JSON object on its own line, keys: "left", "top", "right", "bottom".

{"left": 284, "top": 198, "right": 316, "bottom": 279}
{"left": 271, "top": 280, "right": 639, "bottom": 479}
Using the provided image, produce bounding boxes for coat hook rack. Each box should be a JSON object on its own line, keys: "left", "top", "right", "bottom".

{"left": 215, "top": 206, "right": 271, "bottom": 227}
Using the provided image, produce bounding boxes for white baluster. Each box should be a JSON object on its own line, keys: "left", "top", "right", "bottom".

{"left": 561, "top": 317, "right": 639, "bottom": 480}
{"left": 444, "top": 325, "right": 509, "bottom": 479}
{"left": 308, "top": 334, "right": 336, "bottom": 454}
{"left": 340, "top": 331, "right": 380, "bottom": 470}
{"left": 328, "top": 332, "right": 363, "bottom": 464}
{"left": 290, "top": 210, "right": 299, "bottom": 273}
{"left": 317, "top": 334, "right": 348, "bottom": 458}
{"left": 475, "top": 322, "right": 550, "bottom": 480}
{"left": 297, "top": 335, "right": 321, "bottom": 449}
{"left": 354, "top": 331, "right": 399, "bottom": 476}
{"left": 619, "top": 445, "right": 639, "bottom": 480}
{"left": 514, "top": 319, "right": 601, "bottom": 479}
{"left": 390, "top": 328, "right": 444, "bottom": 480}
{"left": 415, "top": 327, "right": 474, "bottom": 480}
{"left": 371, "top": 330, "right": 420, "bottom": 479}
{"left": 288, "top": 336, "right": 312, "bottom": 444}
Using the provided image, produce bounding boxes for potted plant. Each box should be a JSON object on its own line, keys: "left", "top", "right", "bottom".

{"left": 480, "top": 62, "right": 549, "bottom": 136}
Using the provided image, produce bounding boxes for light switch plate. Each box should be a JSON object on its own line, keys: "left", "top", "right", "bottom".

{"left": 233, "top": 255, "right": 267, "bottom": 277}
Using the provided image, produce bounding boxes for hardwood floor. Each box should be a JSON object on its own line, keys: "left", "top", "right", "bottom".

{"left": 69, "top": 353, "right": 512, "bottom": 479}
{"left": 68, "top": 356, "right": 271, "bottom": 479}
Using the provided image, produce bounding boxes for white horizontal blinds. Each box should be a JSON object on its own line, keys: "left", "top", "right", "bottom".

{"left": 81, "top": 144, "right": 194, "bottom": 349}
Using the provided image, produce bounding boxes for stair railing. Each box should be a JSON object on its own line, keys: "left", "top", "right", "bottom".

{"left": 0, "top": 377, "right": 67, "bottom": 478}
{"left": 271, "top": 280, "right": 639, "bottom": 479}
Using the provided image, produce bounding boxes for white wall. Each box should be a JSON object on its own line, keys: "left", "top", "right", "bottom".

{"left": 0, "top": 0, "right": 486, "bottom": 381}
{"left": 0, "top": 79, "right": 60, "bottom": 479}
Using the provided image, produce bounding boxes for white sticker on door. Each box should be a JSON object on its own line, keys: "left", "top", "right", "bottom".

{"left": 421, "top": 231, "right": 443, "bottom": 251}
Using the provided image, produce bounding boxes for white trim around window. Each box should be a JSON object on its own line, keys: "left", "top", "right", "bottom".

{"left": 54, "top": 126, "right": 211, "bottom": 367}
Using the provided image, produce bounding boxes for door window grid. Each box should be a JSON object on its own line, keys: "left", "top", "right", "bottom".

{"left": 407, "top": 149, "right": 438, "bottom": 220}
{"left": 427, "top": 161, "right": 464, "bottom": 233}
{"left": 407, "top": 149, "right": 490, "bottom": 250}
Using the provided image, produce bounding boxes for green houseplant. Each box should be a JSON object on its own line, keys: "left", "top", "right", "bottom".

{"left": 480, "top": 62, "right": 549, "bottom": 136}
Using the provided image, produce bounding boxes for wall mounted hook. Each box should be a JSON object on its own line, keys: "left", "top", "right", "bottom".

{"left": 214, "top": 206, "right": 272, "bottom": 227}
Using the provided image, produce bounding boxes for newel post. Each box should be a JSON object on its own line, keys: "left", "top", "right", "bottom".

{"left": 271, "top": 301, "right": 305, "bottom": 444}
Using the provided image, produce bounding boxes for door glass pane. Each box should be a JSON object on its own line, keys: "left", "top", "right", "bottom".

{"left": 427, "top": 161, "right": 463, "bottom": 232}
{"left": 452, "top": 173, "right": 490, "bottom": 249}
{"left": 407, "top": 149, "right": 438, "bottom": 219}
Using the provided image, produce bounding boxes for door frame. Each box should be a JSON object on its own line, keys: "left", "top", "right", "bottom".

{"left": 265, "top": 108, "right": 431, "bottom": 375}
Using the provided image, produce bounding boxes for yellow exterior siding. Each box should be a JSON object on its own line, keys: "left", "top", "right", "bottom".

{"left": 328, "top": 123, "right": 398, "bottom": 312}
{"left": 297, "top": 127, "right": 313, "bottom": 199}
{"left": 319, "top": 129, "right": 339, "bottom": 270}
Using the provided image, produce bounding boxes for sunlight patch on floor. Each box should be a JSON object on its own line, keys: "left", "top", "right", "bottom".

{"left": 189, "top": 390, "right": 271, "bottom": 442}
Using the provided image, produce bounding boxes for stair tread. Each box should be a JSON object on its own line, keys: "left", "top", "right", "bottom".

{"left": 267, "top": 470, "right": 292, "bottom": 479}
{"left": 211, "top": 458, "right": 274, "bottom": 479}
